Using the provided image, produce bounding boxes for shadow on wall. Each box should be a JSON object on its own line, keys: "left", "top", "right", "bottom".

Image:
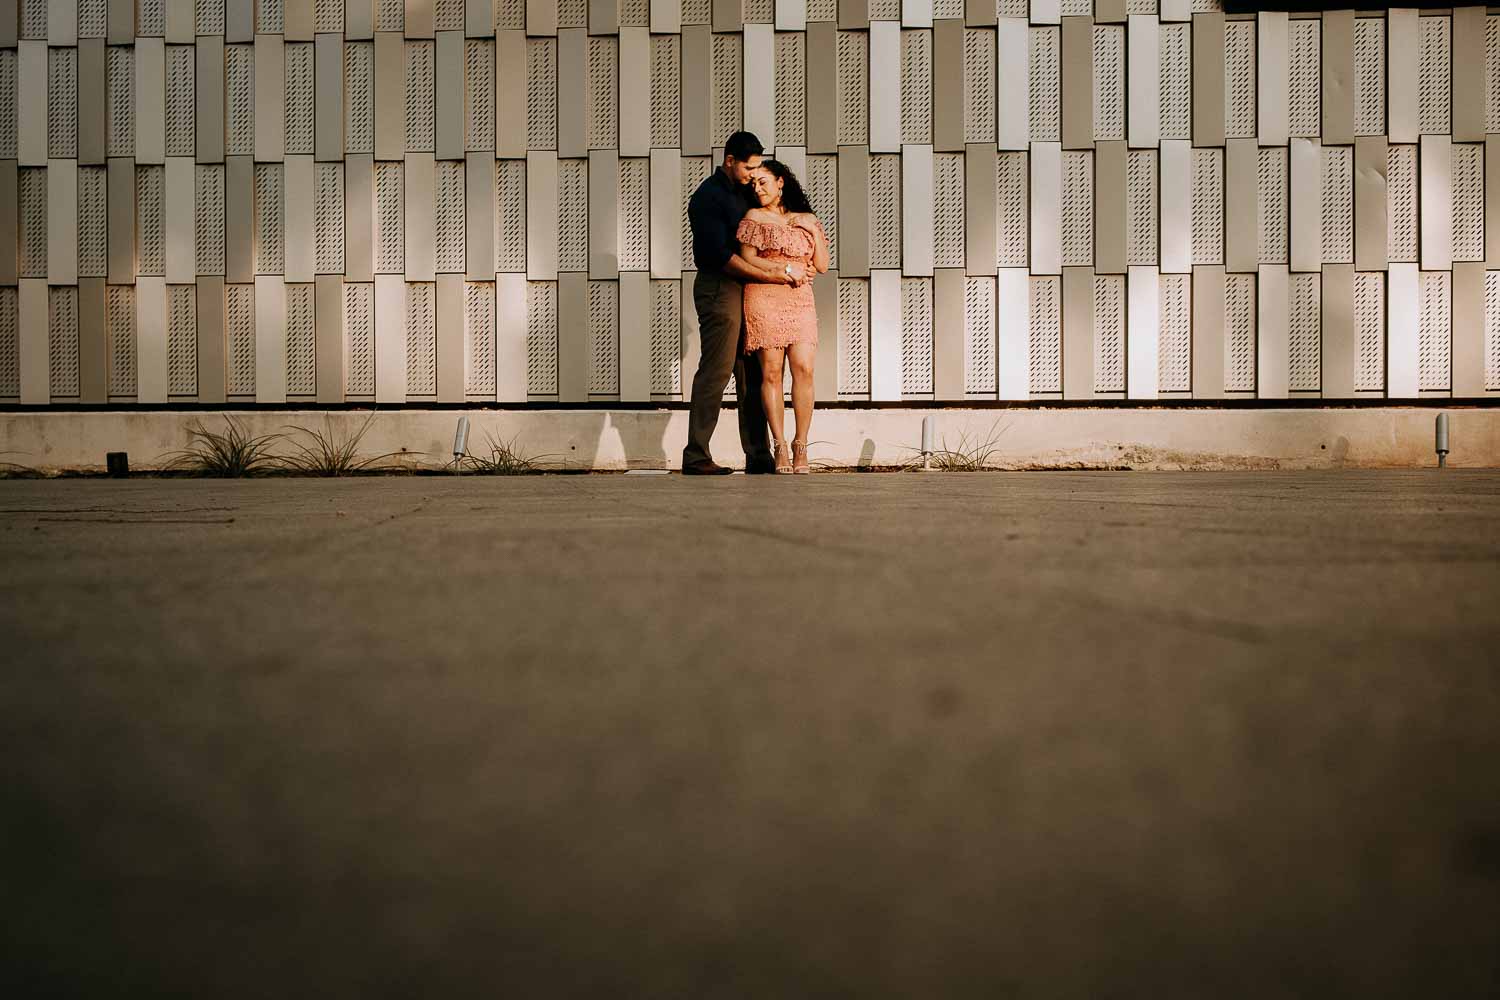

{"left": 564, "top": 411, "right": 676, "bottom": 471}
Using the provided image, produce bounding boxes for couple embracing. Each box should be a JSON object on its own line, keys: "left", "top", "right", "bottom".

{"left": 681, "top": 131, "right": 830, "bottom": 476}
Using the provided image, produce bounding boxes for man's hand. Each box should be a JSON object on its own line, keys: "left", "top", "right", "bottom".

{"left": 784, "top": 262, "right": 808, "bottom": 287}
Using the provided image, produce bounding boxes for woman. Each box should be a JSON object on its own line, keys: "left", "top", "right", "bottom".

{"left": 735, "top": 160, "right": 830, "bottom": 474}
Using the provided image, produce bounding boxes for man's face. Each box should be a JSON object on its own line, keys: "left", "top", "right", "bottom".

{"left": 725, "top": 154, "right": 762, "bottom": 187}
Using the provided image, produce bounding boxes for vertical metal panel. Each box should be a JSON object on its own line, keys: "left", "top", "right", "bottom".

{"left": 587, "top": 34, "right": 617, "bottom": 149}
{"left": 1452, "top": 142, "right": 1483, "bottom": 264}
{"left": 1256, "top": 11, "right": 1286, "bottom": 147}
{"left": 1322, "top": 9, "right": 1352, "bottom": 145}
{"left": 136, "top": 276, "right": 169, "bottom": 402}
{"left": 556, "top": 270, "right": 587, "bottom": 400}
{"left": 647, "top": 278, "right": 681, "bottom": 399}
{"left": 525, "top": 279, "right": 557, "bottom": 396}
{"left": 196, "top": 275, "right": 226, "bottom": 403}
{"left": 1420, "top": 134, "right": 1452, "bottom": 272}
{"left": 18, "top": 166, "right": 47, "bottom": 279}
{"left": 680, "top": 24, "right": 710, "bottom": 155}
{"left": 196, "top": 35, "right": 224, "bottom": 163}
{"left": 1158, "top": 270, "right": 1190, "bottom": 391}
{"left": 1094, "top": 139, "right": 1126, "bottom": 274}
{"left": 1490, "top": 135, "right": 1500, "bottom": 269}
{"left": 348, "top": 0, "right": 376, "bottom": 37}
{"left": 1192, "top": 12, "right": 1223, "bottom": 147}
{"left": 495, "top": 30, "right": 526, "bottom": 158}
{"left": 345, "top": 40, "right": 375, "bottom": 155}
{"left": 1354, "top": 16, "right": 1384, "bottom": 138}
{"left": 524, "top": 36, "right": 555, "bottom": 151}
{"left": 1387, "top": 142, "right": 1417, "bottom": 264}
{"left": 283, "top": 42, "right": 313, "bottom": 153}
{"left": 18, "top": 280, "right": 49, "bottom": 403}
{"left": 1030, "top": 141, "right": 1060, "bottom": 275}
{"left": 373, "top": 37, "right": 404, "bottom": 161}
{"left": 1289, "top": 137, "right": 1320, "bottom": 273}
{"left": 932, "top": 267, "right": 964, "bottom": 397}
{"left": 48, "top": 159, "right": 78, "bottom": 286}
{"left": 462, "top": 279, "right": 494, "bottom": 400}
{"left": 285, "top": 0, "right": 315, "bottom": 40}
{"left": 1387, "top": 7, "right": 1417, "bottom": 144}
{"left": 1287, "top": 16, "right": 1318, "bottom": 140}
{"left": 312, "top": 32, "right": 342, "bottom": 160}
{"left": 869, "top": 21, "right": 900, "bottom": 153}
{"left": 868, "top": 268, "right": 901, "bottom": 400}
{"left": 587, "top": 149, "right": 617, "bottom": 278}
{"left": 285, "top": 282, "right": 315, "bottom": 396}
{"left": 1159, "top": 20, "right": 1189, "bottom": 142}
{"left": 1126, "top": 15, "right": 1158, "bottom": 148}
{"left": 461, "top": 153, "right": 493, "bottom": 281}
{"left": 496, "top": 272, "right": 526, "bottom": 400}
{"left": 933, "top": 151, "right": 964, "bottom": 268}
{"left": 313, "top": 273, "right": 342, "bottom": 402}
{"left": 1387, "top": 261, "right": 1419, "bottom": 398}
{"left": 1418, "top": 13, "right": 1449, "bottom": 136}
{"left": 104, "top": 284, "right": 137, "bottom": 400}
{"left": 1418, "top": 268, "right": 1450, "bottom": 392}
{"left": 777, "top": 0, "right": 804, "bottom": 30}
{"left": 79, "top": 167, "right": 108, "bottom": 278}
{"left": 1256, "top": 145, "right": 1286, "bottom": 265}
{"left": 1192, "top": 264, "right": 1223, "bottom": 398}
{"left": 253, "top": 274, "right": 285, "bottom": 400}
{"left": 1126, "top": 148, "right": 1156, "bottom": 266}
{"left": 78, "top": 279, "right": 108, "bottom": 402}
{"left": 933, "top": 18, "right": 963, "bottom": 152}
{"left": 525, "top": 0, "right": 553, "bottom": 34}
{"left": 434, "top": 30, "right": 463, "bottom": 158}
{"left": 374, "top": 160, "right": 403, "bottom": 273}
{"left": 434, "top": 157, "right": 465, "bottom": 272}
{"left": 617, "top": 27, "right": 649, "bottom": 157}
{"left": 900, "top": 276, "right": 933, "bottom": 396}
{"left": 313, "top": 161, "right": 344, "bottom": 274}
{"left": 251, "top": 35, "right": 284, "bottom": 162}
{"left": 1256, "top": 262, "right": 1287, "bottom": 397}
{"left": 648, "top": 149, "right": 680, "bottom": 278}
{"left": 372, "top": 273, "right": 404, "bottom": 401}
{"left": 870, "top": 154, "right": 901, "bottom": 269}
{"left": 1159, "top": 139, "right": 1189, "bottom": 274}
{"left": 963, "top": 143, "right": 994, "bottom": 276}
{"left": 18, "top": 42, "right": 46, "bottom": 166}
{"left": 79, "top": 39, "right": 107, "bottom": 165}
{"left": 902, "top": 144, "right": 934, "bottom": 277}
{"left": 1320, "top": 262, "right": 1353, "bottom": 397}
{"left": 618, "top": 270, "right": 650, "bottom": 401}
{"left": 1030, "top": 25, "right": 1060, "bottom": 144}
{"left": 283, "top": 154, "right": 315, "bottom": 280}
{"left": 804, "top": 21, "right": 836, "bottom": 153}
{"left": 1321, "top": 144, "right": 1352, "bottom": 265}
{"left": 225, "top": 154, "right": 255, "bottom": 283}
{"left": 167, "top": 160, "right": 199, "bottom": 282}
{"left": 994, "top": 267, "right": 1026, "bottom": 399}
{"left": 1223, "top": 137, "right": 1255, "bottom": 272}
{"left": 526, "top": 150, "right": 557, "bottom": 279}
{"left": 1451, "top": 262, "right": 1486, "bottom": 396}
{"left": 340, "top": 153, "right": 371, "bottom": 282}
{"left": 1287, "top": 269, "right": 1320, "bottom": 392}
{"left": 1092, "top": 23, "right": 1123, "bottom": 142}
{"left": 1224, "top": 19, "right": 1255, "bottom": 140}
{"left": 650, "top": 33, "right": 682, "bottom": 150}
{"left": 1223, "top": 271, "right": 1255, "bottom": 392}
{"left": 403, "top": 151, "right": 435, "bottom": 279}
{"left": 256, "top": 161, "right": 286, "bottom": 274}
{"left": 963, "top": 26, "right": 994, "bottom": 144}
{"left": 557, "top": 28, "right": 586, "bottom": 157}
{"left": 1061, "top": 148, "right": 1092, "bottom": 267}
{"left": 1125, "top": 265, "right": 1158, "bottom": 398}
{"left": 838, "top": 144, "right": 870, "bottom": 277}
{"left": 1060, "top": 265, "right": 1091, "bottom": 397}
{"left": 47, "top": 45, "right": 79, "bottom": 161}
{"left": 342, "top": 281, "right": 374, "bottom": 397}
{"left": 1453, "top": 7, "right": 1485, "bottom": 143}
{"left": 996, "top": 17, "right": 1027, "bottom": 150}
{"left": 108, "top": 158, "right": 136, "bottom": 283}
{"left": 1091, "top": 271, "right": 1123, "bottom": 393}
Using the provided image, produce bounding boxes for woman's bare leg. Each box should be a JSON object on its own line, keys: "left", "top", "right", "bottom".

{"left": 758, "top": 347, "right": 788, "bottom": 448}
{"left": 788, "top": 343, "right": 816, "bottom": 446}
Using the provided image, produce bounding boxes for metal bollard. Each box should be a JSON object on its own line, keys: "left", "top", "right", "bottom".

{"left": 921, "top": 416, "right": 935, "bottom": 471}
{"left": 453, "top": 416, "right": 470, "bottom": 473}
{"left": 1435, "top": 413, "right": 1449, "bottom": 469}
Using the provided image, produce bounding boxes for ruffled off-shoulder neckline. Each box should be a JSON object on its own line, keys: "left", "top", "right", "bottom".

{"left": 736, "top": 216, "right": 820, "bottom": 255}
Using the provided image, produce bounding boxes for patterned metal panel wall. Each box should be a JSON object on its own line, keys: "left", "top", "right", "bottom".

{"left": 2, "top": 8, "right": 1496, "bottom": 405}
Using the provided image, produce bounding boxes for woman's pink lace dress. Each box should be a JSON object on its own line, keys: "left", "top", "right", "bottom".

{"left": 737, "top": 217, "right": 821, "bottom": 353}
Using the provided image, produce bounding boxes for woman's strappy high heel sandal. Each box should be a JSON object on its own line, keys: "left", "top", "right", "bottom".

{"left": 792, "top": 441, "right": 810, "bottom": 475}
{"left": 774, "top": 441, "right": 794, "bottom": 474}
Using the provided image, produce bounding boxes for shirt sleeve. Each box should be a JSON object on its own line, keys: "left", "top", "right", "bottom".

{"left": 688, "top": 189, "right": 736, "bottom": 273}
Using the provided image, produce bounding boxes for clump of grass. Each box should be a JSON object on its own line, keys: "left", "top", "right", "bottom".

{"left": 164, "top": 417, "right": 284, "bottom": 477}
{"left": 458, "top": 432, "right": 553, "bottom": 475}
{"left": 277, "top": 412, "right": 411, "bottom": 476}
{"left": 0, "top": 453, "right": 39, "bottom": 478}
{"left": 922, "top": 422, "right": 1009, "bottom": 472}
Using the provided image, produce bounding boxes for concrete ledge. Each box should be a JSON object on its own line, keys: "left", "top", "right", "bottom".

{"left": 2, "top": 407, "right": 1497, "bottom": 472}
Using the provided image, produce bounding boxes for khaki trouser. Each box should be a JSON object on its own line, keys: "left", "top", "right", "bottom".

{"left": 682, "top": 271, "right": 772, "bottom": 469}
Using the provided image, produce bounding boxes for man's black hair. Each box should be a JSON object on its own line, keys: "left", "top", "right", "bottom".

{"left": 723, "top": 131, "right": 764, "bottom": 162}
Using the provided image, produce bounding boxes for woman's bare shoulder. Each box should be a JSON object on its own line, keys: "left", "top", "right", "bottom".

{"left": 742, "top": 208, "right": 779, "bottom": 223}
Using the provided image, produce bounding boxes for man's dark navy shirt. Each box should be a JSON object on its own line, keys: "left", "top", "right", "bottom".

{"left": 688, "top": 168, "right": 757, "bottom": 275}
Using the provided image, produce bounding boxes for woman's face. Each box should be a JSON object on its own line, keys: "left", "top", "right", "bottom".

{"left": 751, "top": 169, "right": 784, "bottom": 208}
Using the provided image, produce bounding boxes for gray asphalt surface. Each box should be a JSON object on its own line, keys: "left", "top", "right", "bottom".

{"left": 2, "top": 471, "right": 1499, "bottom": 999}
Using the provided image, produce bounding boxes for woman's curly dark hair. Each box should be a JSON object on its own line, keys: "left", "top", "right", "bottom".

{"left": 757, "top": 159, "right": 814, "bottom": 216}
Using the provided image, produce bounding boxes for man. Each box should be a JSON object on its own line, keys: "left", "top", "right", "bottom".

{"left": 681, "top": 131, "right": 810, "bottom": 475}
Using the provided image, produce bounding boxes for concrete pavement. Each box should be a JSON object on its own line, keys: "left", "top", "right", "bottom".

{"left": 2, "top": 471, "right": 1499, "bottom": 998}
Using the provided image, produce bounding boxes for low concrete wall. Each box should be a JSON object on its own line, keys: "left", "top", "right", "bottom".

{"left": 2, "top": 407, "right": 1497, "bottom": 472}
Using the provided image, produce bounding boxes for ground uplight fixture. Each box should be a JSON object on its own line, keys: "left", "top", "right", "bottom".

{"left": 920, "top": 416, "right": 935, "bottom": 471}
{"left": 453, "top": 416, "right": 470, "bottom": 465}
{"left": 1436, "top": 413, "right": 1449, "bottom": 469}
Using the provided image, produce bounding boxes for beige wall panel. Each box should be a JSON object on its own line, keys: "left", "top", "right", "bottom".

{"left": 996, "top": 267, "right": 1027, "bottom": 400}
{"left": 496, "top": 31, "right": 527, "bottom": 159}
{"left": 588, "top": 149, "right": 618, "bottom": 279}
{"left": 557, "top": 271, "right": 587, "bottom": 401}
{"left": 254, "top": 274, "right": 286, "bottom": 402}
{"left": 1420, "top": 134, "right": 1452, "bottom": 272}
{"left": 903, "top": 144, "right": 934, "bottom": 278}
{"left": 1061, "top": 16, "right": 1092, "bottom": 150}
{"left": 348, "top": 0, "right": 376, "bottom": 40}
{"left": 965, "top": 143, "right": 996, "bottom": 276}
{"left": 868, "top": 22, "right": 900, "bottom": 154}
{"left": 838, "top": 145, "right": 870, "bottom": 277}
{"left": 19, "top": 280, "right": 49, "bottom": 404}
{"left": 17, "top": 41, "right": 47, "bottom": 167}
{"left": 1160, "top": 139, "right": 1191, "bottom": 274}
{"left": 778, "top": 0, "right": 806, "bottom": 31}
{"left": 79, "top": 279, "right": 107, "bottom": 403}
{"left": 284, "top": 155, "right": 316, "bottom": 282}
{"left": 869, "top": 269, "right": 900, "bottom": 400}
{"left": 1192, "top": 264, "right": 1225, "bottom": 398}
{"left": 1031, "top": 141, "right": 1061, "bottom": 276}
{"left": 557, "top": 29, "right": 586, "bottom": 159}
{"left": 1355, "top": 135, "right": 1387, "bottom": 272}
{"left": 197, "top": 275, "right": 226, "bottom": 403}
{"left": 1452, "top": 262, "right": 1489, "bottom": 397}
{"left": 806, "top": 22, "right": 837, "bottom": 154}
{"left": 1453, "top": 7, "right": 1485, "bottom": 143}
{"left": 525, "top": 0, "right": 554, "bottom": 36}
{"left": 1490, "top": 135, "right": 1500, "bottom": 269}
{"left": 1256, "top": 12, "right": 1287, "bottom": 147}
{"left": 744, "top": 23, "right": 776, "bottom": 151}
{"left": 654, "top": 0, "right": 682, "bottom": 34}
{"left": 49, "top": 159, "right": 78, "bottom": 286}
{"left": 166, "top": 157, "right": 198, "bottom": 283}
{"left": 1224, "top": 138, "right": 1256, "bottom": 273}
{"left": 527, "top": 151, "right": 558, "bottom": 279}
{"left": 314, "top": 33, "right": 343, "bottom": 161}
{"left": 1257, "top": 263, "right": 1288, "bottom": 398}
{"left": 0, "top": 0, "right": 14, "bottom": 47}
{"left": 1062, "top": 265, "right": 1093, "bottom": 398}
{"left": 0, "top": 164, "right": 16, "bottom": 284}
{"left": 374, "top": 32, "right": 405, "bottom": 161}
{"left": 1289, "top": 138, "right": 1321, "bottom": 273}
{"left": 716, "top": 0, "right": 744, "bottom": 33}
{"left": 1321, "top": 263, "right": 1354, "bottom": 398}
{"left": 313, "top": 273, "right": 343, "bottom": 402}
{"left": 1321, "top": 10, "right": 1353, "bottom": 146}
{"left": 813, "top": 269, "right": 838, "bottom": 401}
{"left": 345, "top": 153, "right": 375, "bottom": 283}
{"left": 1192, "top": 12, "right": 1224, "bottom": 148}
{"left": 435, "top": 31, "right": 465, "bottom": 160}
{"left": 79, "top": 39, "right": 107, "bottom": 166}
{"left": 405, "top": 152, "right": 436, "bottom": 281}
{"left": 226, "top": 155, "right": 256, "bottom": 284}
{"left": 997, "top": 17, "right": 1028, "bottom": 151}
{"left": 840, "top": 0, "right": 868, "bottom": 30}
{"left": 496, "top": 272, "right": 527, "bottom": 401}
{"left": 1387, "top": 262, "right": 1419, "bottom": 398}
{"left": 963, "top": 0, "right": 992, "bottom": 28}
{"left": 1126, "top": 265, "right": 1159, "bottom": 399}
{"left": 167, "top": 0, "right": 196, "bottom": 43}
{"left": 228, "top": 0, "right": 255, "bottom": 41}
{"left": 1387, "top": 8, "right": 1417, "bottom": 145}
{"left": 1127, "top": 15, "right": 1158, "bottom": 149}
{"left": 375, "top": 273, "right": 406, "bottom": 402}
{"left": 466, "top": 152, "right": 495, "bottom": 280}
{"left": 108, "top": 157, "right": 136, "bottom": 284}
{"left": 1094, "top": 140, "right": 1126, "bottom": 274}
{"left": 620, "top": 28, "right": 650, "bottom": 158}
{"left": 649, "top": 149, "right": 681, "bottom": 278}
{"left": 933, "top": 267, "right": 965, "bottom": 399}
{"left": 282, "top": 0, "right": 313, "bottom": 40}
{"left": 933, "top": 19, "right": 964, "bottom": 153}
{"left": 134, "top": 38, "right": 164, "bottom": 164}
{"left": 197, "top": 35, "right": 224, "bottom": 163}
{"left": 619, "top": 271, "right": 650, "bottom": 402}
{"left": 136, "top": 276, "right": 168, "bottom": 403}
{"left": 51, "top": 0, "right": 78, "bottom": 45}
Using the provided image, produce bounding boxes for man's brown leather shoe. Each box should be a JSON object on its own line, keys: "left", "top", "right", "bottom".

{"left": 681, "top": 461, "right": 734, "bottom": 475}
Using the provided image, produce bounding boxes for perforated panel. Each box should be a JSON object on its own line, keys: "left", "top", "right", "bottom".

{"left": 80, "top": 0, "right": 109, "bottom": 36}
{"left": 406, "top": 40, "right": 436, "bottom": 153}
{"left": 1418, "top": 15, "right": 1451, "bottom": 136}
{"left": 1191, "top": 148, "right": 1223, "bottom": 266}
{"left": 1487, "top": 270, "right": 1500, "bottom": 390}
{"left": 684, "top": 0, "right": 712, "bottom": 24}
{"left": 1489, "top": 17, "right": 1500, "bottom": 135}
{"left": 196, "top": 165, "right": 227, "bottom": 275}
{"left": 495, "top": 159, "right": 526, "bottom": 273}
{"left": 137, "top": 165, "right": 165, "bottom": 276}
{"left": 933, "top": 0, "right": 963, "bottom": 17}
{"left": 871, "top": 155, "right": 902, "bottom": 270}
{"left": 343, "top": 282, "right": 374, "bottom": 396}
{"left": 376, "top": 161, "right": 403, "bottom": 274}
{"left": 107, "top": 285, "right": 137, "bottom": 398}
{"left": 225, "top": 44, "right": 253, "bottom": 157}
{"left": 253, "top": 164, "right": 283, "bottom": 275}
{"left": 167, "top": 284, "right": 197, "bottom": 396}
{"left": 1387, "top": 144, "right": 1417, "bottom": 264}
{"left": 108, "top": 46, "right": 135, "bottom": 157}
{"left": 344, "top": 41, "right": 374, "bottom": 155}
{"left": 712, "top": 33, "right": 743, "bottom": 148}
{"left": 1093, "top": 25, "right": 1124, "bottom": 142}
{"left": 965, "top": 28, "right": 995, "bottom": 144}
{"left": 587, "top": 280, "right": 618, "bottom": 394}
{"left": 1029, "top": 275, "right": 1061, "bottom": 394}
{"left": 902, "top": 29, "right": 932, "bottom": 146}
{"left": 1419, "top": 269, "right": 1450, "bottom": 391}
{"left": 258, "top": 0, "right": 285, "bottom": 32}
{"left": 1289, "top": 271, "right": 1320, "bottom": 392}
{"left": 560, "top": 158, "right": 589, "bottom": 272}
{"left": 526, "top": 282, "right": 558, "bottom": 394}
{"left": 226, "top": 283, "right": 256, "bottom": 396}
{"left": 1127, "top": 149, "right": 1157, "bottom": 267}
{"left": 681, "top": 157, "right": 711, "bottom": 266}
{"left": 1257, "top": 146, "right": 1287, "bottom": 265}
{"left": 1354, "top": 270, "right": 1384, "bottom": 391}
{"left": 48, "top": 47, "right": 78, "bottom": 159}
{"left": 20, "top": 0, "right": 46, "bottom": 39}
{"left": 1160, "top": 22, "right": 1191, "bottom": 142}
{"left": 19, "top": 168, "right": 47, "bottom": 279}
{"left": 1355, "top": 17, "right": 1385, "bottom": 137}
{"left": 1288, "top": 19, "right": 1320, "bottom": 139}
{"left": 1158, "top": 272, "right": 1191, "bottom": 392}
{"left": 141, "top": 0, "right": 167, "bottom": 35}
{"left": 49, "top": 286, "right": 80, "bottom": 398}
{"left": 837, "top": 31, "right": 868, "bottom": 146}
{"left": 557, "top": 0, "right": 585, "bottom": 29}
{"left": 436, "top": 159, "right": 466, "bottom": 274}
{"left": 649, "top": 280, "right": 681, "bottom": 396}
{"left": 806, "top": 155, "right": 837, "bottom": 268}
{"left": 1062, "top": 150, "right": 1093, "bottom": 268}
{"left": 78, "top": 167, "right": 108, "bottom": 278}
{"left": 1093, "top": 274, "right": 1124, "bottom": 394}
{"left": 901, "top": 277, "right": 933, "bottom": 395}
{"left": 284, "top": 43, "right": 313, "bottom": 155}
{"left": 1224, "top": 20, "right": 1256, "bottom": 140}
{"left": 652, "top": 35, "right": 681, "bottom": 150}
{"left": 588, "top": 36, "right": 618, "bottom": 150}
{"left": 963, "top": 276, "right": 995, "bottom": 394}
{"left": 466, "top": 281, "right": 496, "bottom": 396}
{"left": 935, "top": 153, "right": 965, "bottom": 270}
{"left": 527, "top": 39, "right": 557, "bottom": 151}
{"left": 285, "top": 283, "right": 314, "bottom": 396}
{"left": 869, "top": 0, "right": 899, "bottom": 18}
{"left": 0, "top": 289, "right": 17, "bottom": 399}
{"left": 0, "top": 51, "right": 15, "bottom": 160}
{"left": 1030, "top": 27, "right": 1060, "bottom": 145}
{"left": 1452, "top": 143, "right": 1484, "bottom": 264}
{"left": 375, "top": 0, "right": 401, "bottom": 31}
{"left": 402, "top": 281, "right": 435, "bottom": 396}
{"left": 1322, "top": 145, "right": 1353, "bottom": 265}
{"left": 837, "top": 278, "right": 869, "bottom": 395}
{"left": 622, "top": 0, "right": 650, "bottom": 26}
{"left": 997, "top": 152, "right": 1028, "bottom": 269}
{"left": 314, "top": 163, "right": 345, "bottom": 274}
{"left": 1224, "top": 272, "right": 1255, "bottom": 392}
{"left": 313, "top": 0, "right": 341, "bottom": 32}
{"left": 620, "top": 159, "right": 649, "bottom": 271}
